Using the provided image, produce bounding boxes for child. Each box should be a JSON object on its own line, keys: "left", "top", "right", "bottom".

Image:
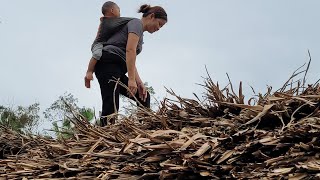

{"left": 85, "top": 1, "right": 120, "bottom": 88}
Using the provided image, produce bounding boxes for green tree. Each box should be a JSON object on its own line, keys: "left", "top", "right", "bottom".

{"left": 44, "top": 92, "right": 95, "bottom": 139}
{"left": 0, "top": 103, "right": 40, "bottom": 134}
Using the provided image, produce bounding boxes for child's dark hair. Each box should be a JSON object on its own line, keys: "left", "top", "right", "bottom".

{"left": 101, "top": 1, "right": 117, "bottom": 15}
{"left": 138, "top": 4, "right": 167, "bottom": 21}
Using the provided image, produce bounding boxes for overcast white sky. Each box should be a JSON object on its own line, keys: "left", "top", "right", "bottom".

{"left": 1, "top": 1, "right": 319, "bottom": 128}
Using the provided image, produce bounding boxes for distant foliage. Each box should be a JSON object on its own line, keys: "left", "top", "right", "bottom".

{"left": 44, "top": 93, "right": 79, "bottom": 122}
{"left": 0, "top": 103, "right": 40, "bottom": 134}
{"left": 44, "top": 92, "right": 95, "bottom": 139}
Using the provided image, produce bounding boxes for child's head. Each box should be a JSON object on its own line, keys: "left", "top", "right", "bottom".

{"left": 101, "top": 1, "right": 120, "bottom": 17}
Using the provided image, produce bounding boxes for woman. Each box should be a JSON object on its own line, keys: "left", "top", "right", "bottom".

{"left": 94, "top": 4, "right": 168, "bottom": 126}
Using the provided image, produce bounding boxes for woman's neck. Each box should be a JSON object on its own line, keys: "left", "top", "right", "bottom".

{"left": 141, "top": 18, "right": 148, "bottom": 32}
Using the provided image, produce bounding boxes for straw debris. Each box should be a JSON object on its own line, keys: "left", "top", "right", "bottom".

{"left": 1, "top": 73, "right": 320, "bottom": 179}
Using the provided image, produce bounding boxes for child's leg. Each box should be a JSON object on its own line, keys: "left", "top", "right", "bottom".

{"left": 85, "top": 43, "right": 103, "bottom": 88}
{"left": 85, "top": 57, "right": 97, "bottom": 88}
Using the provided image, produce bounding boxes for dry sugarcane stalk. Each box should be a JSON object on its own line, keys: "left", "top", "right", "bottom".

{"left": 1, "top": 71, "right": 320, "bottom": 179}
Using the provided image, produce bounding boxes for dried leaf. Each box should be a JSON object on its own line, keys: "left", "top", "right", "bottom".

{"left": 193, "top": 142, "right": 211, "bottom": 157}
{"left": 217, "top": 150, "right": 235, "bottom": 164}
{"left": 245, "top": 104, "right": 274, "bottom": 125}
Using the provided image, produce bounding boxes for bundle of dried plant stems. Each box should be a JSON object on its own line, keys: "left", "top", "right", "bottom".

{"left": 1, "top": 57, "right": 320, "bottom": 180}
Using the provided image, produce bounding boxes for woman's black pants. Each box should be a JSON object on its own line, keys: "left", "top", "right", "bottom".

{"left": 95, "top": 52, "right": 150, "bottom": 126}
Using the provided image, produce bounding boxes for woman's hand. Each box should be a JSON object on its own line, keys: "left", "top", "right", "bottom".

{"left": 128, "top": 79, "right": 137, "bottom": 97}
{"left": 137, "top": 82, "right": 148, "bottom": 102}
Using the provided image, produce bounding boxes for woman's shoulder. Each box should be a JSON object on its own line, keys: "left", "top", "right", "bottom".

{"left": 127, "top": 18, "right": 143, "bottom": 30}
{"left": 104, "top": 17, "right": 141, "bottom": 27}
{"left": 126, "top": 18, "right": 143, "bottom": 36}
{"left": 128, "top": 18, "right": 142, "bottom": 24}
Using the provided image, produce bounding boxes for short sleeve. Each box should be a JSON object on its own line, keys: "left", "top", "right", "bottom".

{"left": 127, "top": 19, "right": 143, "bottom": 38}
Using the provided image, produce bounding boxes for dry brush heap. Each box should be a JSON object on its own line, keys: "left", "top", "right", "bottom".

{"left": 1, "top": 71, "right": 320, "bottom": 179}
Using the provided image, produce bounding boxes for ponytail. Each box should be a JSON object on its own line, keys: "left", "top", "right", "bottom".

{"left": 138, "top": 4, "right": 151, "bottom": 14}
{"left": 138, "top": 4, "right": 167, "bottom": 21}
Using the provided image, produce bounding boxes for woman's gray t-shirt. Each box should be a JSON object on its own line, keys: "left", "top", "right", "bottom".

{"left": 102, "top": 18, "right": 144, "bottom": 61}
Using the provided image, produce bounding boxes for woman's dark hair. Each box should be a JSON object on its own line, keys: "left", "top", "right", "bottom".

{"left": 138, "top": 4, "right": 167, "bottom": 21}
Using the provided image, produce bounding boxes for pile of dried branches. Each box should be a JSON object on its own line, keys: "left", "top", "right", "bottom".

{"left": 1, "top": 69, "right": 320, "bottom": 179}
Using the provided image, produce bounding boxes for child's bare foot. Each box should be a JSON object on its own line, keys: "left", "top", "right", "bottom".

{"left": 85, "top": 72, "right": 94, "bottom": 88}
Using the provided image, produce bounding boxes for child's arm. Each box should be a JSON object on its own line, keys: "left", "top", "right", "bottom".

{"left": 84, "top": 57, "right": 97, "bottom": 88}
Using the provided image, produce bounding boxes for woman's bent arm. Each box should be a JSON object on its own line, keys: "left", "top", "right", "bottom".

{"left": 126, "top": 32, "right": 140, "bottom": 95}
